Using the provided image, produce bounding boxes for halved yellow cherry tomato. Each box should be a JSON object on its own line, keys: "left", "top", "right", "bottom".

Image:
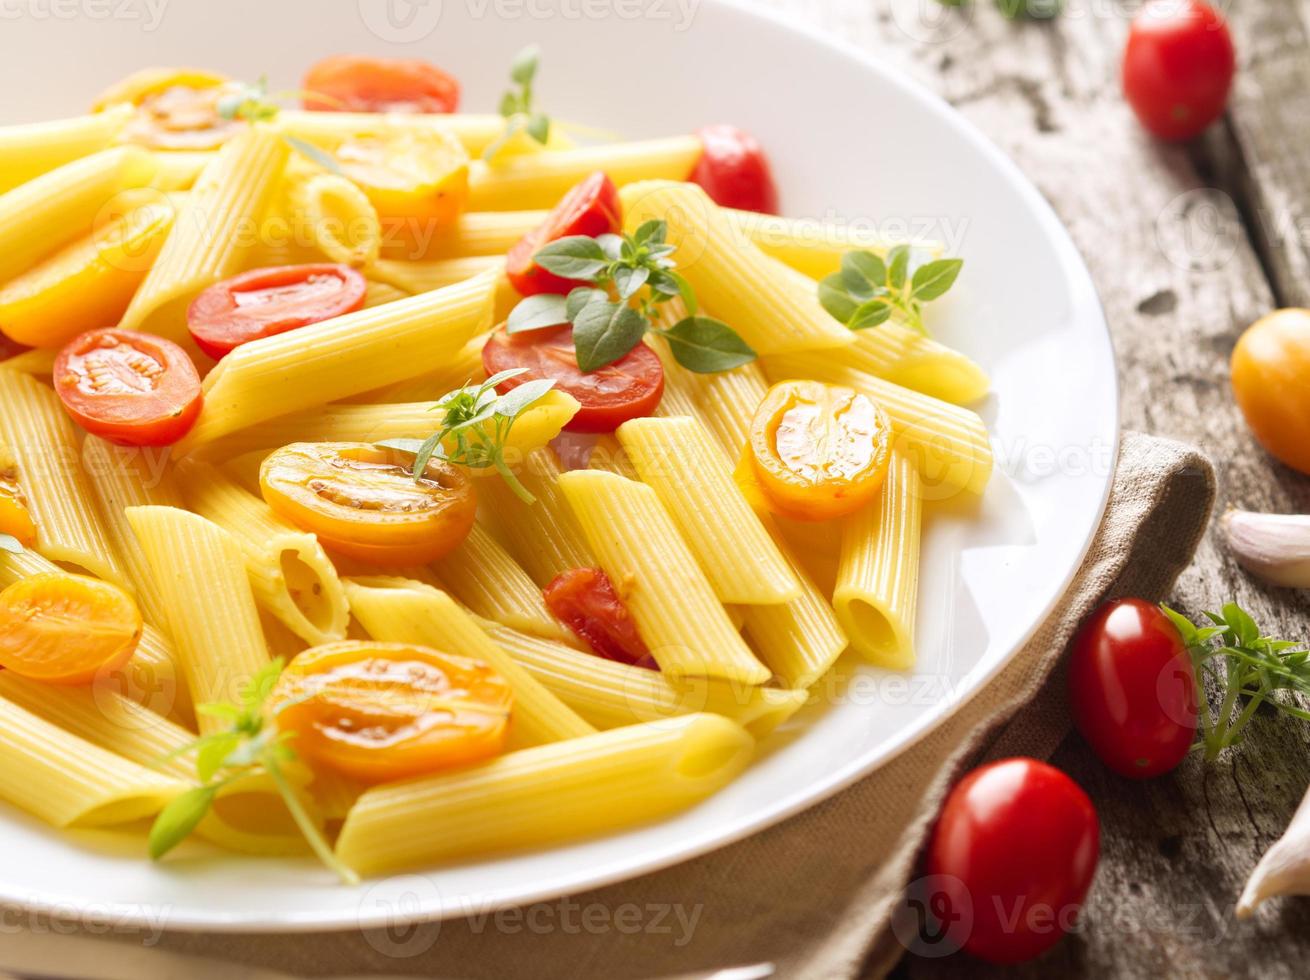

{"left": 0, "top": 449, "right": 37, "bottom": 547}
{"left": 269, "top": 641, "right": 512, "bottom": 784}
{"left": 0, "top": 573, "right": 142, "bottom": 685}
{"left": 259, "top": 443, "right": 477, "bottom": 566}
{"left": 748, "top": 380, "right": 892, "bottom": 521}
{"left": 334, "top": 128, "right": 469, "bottom": 241}
{"left": 95, "top": 68, "right": 241, "bottom": 151}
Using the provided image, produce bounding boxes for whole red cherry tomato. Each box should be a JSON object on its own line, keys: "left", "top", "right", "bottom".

{"left": 506, "top": 172, "right": 622, "bottom": 297}
{"left": 690, "top": 124, "right": 779, "bottom": 214}
{"left": 1123, "top": 0, "right": 1235, "bottom": 141}
{"left": 925, "top": 758, "right": 1099, "bottom": 965}
{"left": 302, "top": 55, "right": 460, "bottom": 113}
{"left": 1068, "top": 598, "right": 1198, "bottom": 779}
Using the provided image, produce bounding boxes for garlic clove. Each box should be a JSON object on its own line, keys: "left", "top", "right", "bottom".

{"left": 1221, "top": 510, "right": 1310, "bottom": 589}
{"left": 1239, "top": 783, "right": 1310, "bottom": 917}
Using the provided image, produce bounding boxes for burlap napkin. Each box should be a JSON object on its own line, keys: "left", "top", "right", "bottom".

{"left": 12, "top": 431, "right": 1214, "bottom": 980}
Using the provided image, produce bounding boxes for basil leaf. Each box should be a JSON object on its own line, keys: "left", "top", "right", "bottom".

{"left": 498, "top": 91, "right": 520, "bottom": 118}
{"left": 661, "top": 316, "right": 756, "bottom": 373}
{"left": 848, "top": 299, "right": 892, "bottom": 330}
{"left": 507, "top": 294, "right": 568, "bottom": 333}
{"left": 596, "top": 234, "right": 624, "bottom": 261}
{"left": 411, "top": 432, "right": 445, "bottom": 477}
{"left": 887, "top": 245, "right": 910, "bottom": 290}
{"left": 818, "top": 274, "right": 858, "bottom": 323}
{"left": 633, "top": 219, "right": 667, "bottom": 246}
{"left": 495, "top": 378, "right": 555, "bottom": 418}
{"left": 149, "top": 785, "right": 217, "bottom": 860}
{"left": 566, "top": 287, "right": 608, "bottom": 320}
{"left": 840, "top": 251, "right": 886, "bottom": 298}
{"left": 614, "top": 265, "right": 650, "bottom": 301}
{"left": 196, "top": 733, "right": 242, "bottom": 784}
{"left": 668, "top": 269, "right": 698, "bottom": 315}
{"left": 525, "top": 113, "right": 550, "bottom": 145}
{"left": 647, "top": 270, "right": 680, "bottom": 298}
{"left": 910, "top": 258, "right": 963, "bottom": 301}
{"left": 0, "top": 533, "right": 22, "bottom": 555}
{"left": 510, "top": 44, "right": 540, "bottom": 86}
{"left": 483, "top": 367, "right": 530, "bottom": 388}
{"left": 533, "top": 237, "right": 609, "bottom": 279}
{"left": 572, "top": 301, "right": 648, "bottom": 372}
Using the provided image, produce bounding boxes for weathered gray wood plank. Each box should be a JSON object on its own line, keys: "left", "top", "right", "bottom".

{"left": 754, "top": 0, "right": 1310, "bottom": 975}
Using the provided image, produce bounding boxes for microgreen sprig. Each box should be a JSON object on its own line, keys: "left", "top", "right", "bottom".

{"left": 215, "top": 76, "right": 346, "bottom": 176}
{"left": 1162, "top": 603, "right": 1310, "bottom": 762}
{"left": 483, "top": 45, "right": 551, "bottom": 161}
{"left": 378, "top": 369, "right": 555, "bottom": 504}
{"left": 818, "top": 245, "right": 963, "bottom": 335}
{"left": 0, "top": 534, "right": 22, "bottom": 555}
{"left": 148, "top": 658, "right": 359, "bottom": 884}
{"left": 506, "top": 219, "right": 756, "bottom": 374}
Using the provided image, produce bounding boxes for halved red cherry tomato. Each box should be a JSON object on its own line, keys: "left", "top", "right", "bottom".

{"left": 1068, "top": 598, "right": 1198, "bottom": 779}
{"left": 302, "top": 55, "right": 460, "bottom": 113}
{"left": 260, "top": 443, "right": 477, "bottom": 566}
{"left": 187, "top": 264, "right": 367, "bottom": 360}
{"left": 690, "top": 125, "right": 779, "bottom": 214}
{"left": 506, "top": 172, "right": 622, "bottom": 297}
{"left": 544, "top": 567, "right": 657, "bottom": 670}
{"left": 926, "top": 758, "right": 1099, "bottom": 965}
{"left": 1123, "top": 0, "right": 1235, "bottom": 142}
{"left": 270, "top": 641, "right": 512, "bottom": 783}
{"left": 749, "top": 380, "right": 891, "bottom": 521}
{"left": 482, "top": 327, "right": 664, "bottom": 434}
{"left": 54, "top": 329, "right": 202, "bottom": 447}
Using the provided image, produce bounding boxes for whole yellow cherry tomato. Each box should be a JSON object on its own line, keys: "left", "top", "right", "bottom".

{"left": 1231, "top": 309, "right": 1310, "bottom": 475}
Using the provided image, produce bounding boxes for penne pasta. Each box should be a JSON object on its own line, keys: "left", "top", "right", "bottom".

{"left": 649, "top": 332, "right": 769, "bottom": 462}
{"left": 558, "top": 469, "right": 771, "bottom": 684}
{"left": 125, "top": 506, "right": 270, "bottom": 734}
{"left": 341, "top": 576, "right": 594, "bottom": 748}
{"left": 617, "top": 416, "right": 800, "bottom": 604}
{"left": 176, "top": 269, "right": 497, "bottom": 452}
{"left": 371, "top": 254, "right": 504, "bottom": 295}
{"left": 335, "top": 713, "right": 753, "bottom": 875}
{"left": 283, "top": 169, "right": 383, "bottom": 269}
{"left": 280, "top": 109, "right": 505, "bottom": 158}
{"left": 406, "top": 209, "right": 542, "bottom": 260}
{"left": 0, "top": 370, "right": 128, "bottom": 584}
{"left": 620, "top": 180, "right": 855, "bottom": 354}
{"left": 480, "top": 619, "right": 807, "bottom": 737}
{"left": 0, "top": 104, "right": 134, "bottom": 193}
{"left": 467, "top": 136, "right": 701, "bottom": 211}
{"left": 834, "top": 452, "right": 923, "bottom": 669}
{"left": 176, "top": 461, "right": 350, "bottom": 645}
{"left": 348, "top": 333, "right": 487, "bottom": 404}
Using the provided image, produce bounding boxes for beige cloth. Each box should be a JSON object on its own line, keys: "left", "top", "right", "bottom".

{"left": 22, "top": 432, "right": 1214, "bottom": 980}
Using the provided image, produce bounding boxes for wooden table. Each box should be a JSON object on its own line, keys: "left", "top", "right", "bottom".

{"left": 746, "top": 0, "right": 1310, "bottom": 975}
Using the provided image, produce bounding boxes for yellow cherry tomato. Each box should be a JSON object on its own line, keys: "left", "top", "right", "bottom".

{"left": 269, "top": 641, "right": 512, "bottom": 784}
{"left": 95, "top": 68, "right": 241, "bottom": 151}
{"left": 1232, "top": 309, "right": 1310, "bottom": 475}
{"left": 259, "top": 443, "right": 477, "bottom": 566}
{"left": 748, "top": 380, "right": 892, "bottom": 521}
{"left": 0, "top": 449, "right": 37, "bottom": 547}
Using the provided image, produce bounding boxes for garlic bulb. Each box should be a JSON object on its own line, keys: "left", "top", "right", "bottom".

{"left": 1221, "top": 510, "right": 1310, "bottom": 588}
{"left": 1239, "top": 783, "right": 1310, "bottom": 917}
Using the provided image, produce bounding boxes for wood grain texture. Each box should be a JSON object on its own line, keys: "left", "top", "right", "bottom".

{"left": 749, "top": 0, "right": 1310, "bottom": 975}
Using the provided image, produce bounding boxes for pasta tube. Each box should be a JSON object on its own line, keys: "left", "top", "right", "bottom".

{"left": 0, "top": 370, "right": 128, "bottom": 585}
{"left": 617, "top": 416, "right": 800, "bottom": 604}
{"left": 480, "top": 620, "right": 807, "bottom": 737}
{"left": 412, "top": 209, "right": 543, "bottom": 260}
{"left": 620, "top": 180, "right": 854, "bottom": 354}
{"left": 0, "top": 104, "right": 133, "bottom": 193}
{"left": 558, "top": 470, "right": 771, "bottom": 684}
{"left": 649, "top": 332, "right": 768, "bottom": 462}
{"left": 177, "top": 269, "right": 497, "bottom": 452}
{"left": 467, "top": 137, "right": 701, "bottom": 211}
{"left": 119, "top": 125, "right": 290, "bottom": 341}
{"left": 125, "top": 506, "right": 270, "bottom": 734}
{"left": 335, "top": 713, "right": 753, "bottom": 875}
{"left": 176, "top": 462, "right": 350, "bottom": 646}
{"left": 341, "top": 577, "right": 594, "bottom": 747}
{"left": 280, "top": 110, "right": 505, "bottom": 158}
{"left": 834, "top": 452, "right": 923, "bottom": 669}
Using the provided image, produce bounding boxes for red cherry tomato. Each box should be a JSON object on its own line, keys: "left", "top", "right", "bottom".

{"left": 54, "top": 329, "right": 202, "bottom": 447}
{"left": 926, "top": 758, "right": 1099, "bottom": 965}
{"left": 690, "top": 124, "right": 779, "bottom": 214}
{"left": 302, "top": 55, "right": 460, "bottom": 113}
{"left": 187, "top": 264, "right": 367, "bottom": 360}
{"left": 1068, "top": 598, "right": 1198, "bottom": 779}
{"left": 544, "top": 567, "right": 656, "bottom": 669}
{"left": 506, "top": 172, "right": 622, "bottom": 297}
{"left": 1123, "top": 0, "right": 1235, "bottom": 141}
{"left": 481, "top": 327, "right": 664, "bottom": 433}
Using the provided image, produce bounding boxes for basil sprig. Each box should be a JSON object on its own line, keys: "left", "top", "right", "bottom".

{"left": 506, "top": 219, "right": 756, "bottom": 374}
{"left": 483, "top": 45, "right": 551, "bottom": 161}
{"left": 818, "top": 245, "right": 962, "bottom": 335}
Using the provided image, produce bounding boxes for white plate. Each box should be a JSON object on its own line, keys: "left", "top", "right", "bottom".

{"left": 0, "top": 0, "right": 1117, "bottom": 931}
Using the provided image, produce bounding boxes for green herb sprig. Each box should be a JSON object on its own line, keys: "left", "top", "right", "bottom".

{"left": 1162, "top": 603, "right": 1310, "bottom": 762}
{"left": 378, "top": 369, "right": 555, "bottom": 504}
{"left": 0, "top": 534, "right": 22, "bottom": 555}
{"left": 148, "top": 658, "right": 359, "bottom": 884}
{"left": 506, "top": 219, "right": 756, "bottom": 374}
{"left": 818, "top": 245, "right": 962, "bottom": 334}
{"left": 215, "top": 76, "right": 346, "bottom": 176}
{"left": 483, "top": 45, "right": 551, "bottom": 161}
